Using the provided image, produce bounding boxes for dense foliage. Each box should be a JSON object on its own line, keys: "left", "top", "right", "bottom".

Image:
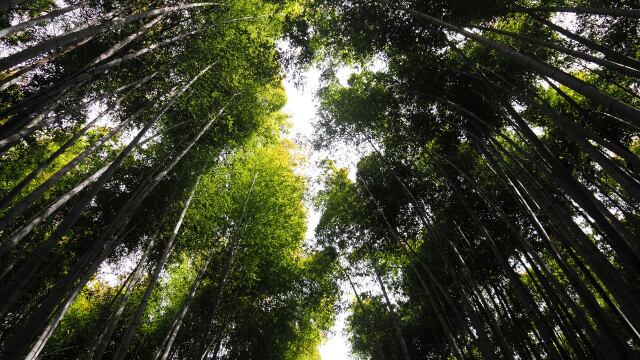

{"left": 1, "top": 0, "right": 640, "bottom": 359}
{"left": 297, "top": 0, "right": 640, "bottom": 359}
{"left": 0, "top": 1, "right": 338, "bottom": 359}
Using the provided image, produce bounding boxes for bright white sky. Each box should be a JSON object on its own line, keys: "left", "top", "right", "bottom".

{"left": 281, "top": 64, "right": 356, "bottom": 360}
{"left": 280, "top": 44, "right": 392, "bottom": 358}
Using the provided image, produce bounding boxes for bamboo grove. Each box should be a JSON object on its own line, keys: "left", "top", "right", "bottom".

{"left": 0, "top": 0, "right": 639, "bottom": 359}
{"left": 0, "top": 0, "right": 338, "bottom": 359}
{"left": 302, "top": 0, "right": 640, "bottom": 358}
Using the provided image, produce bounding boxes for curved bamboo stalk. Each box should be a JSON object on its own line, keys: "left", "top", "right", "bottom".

{"left": 0, "top": 20, "right": 201, "bottom": 142}
{"left": 153, "top": 245, "right": 216, "bottom": 360}
{"left": 0, "top": 65, "right": 213, "bottom": 322}
{"left": 0, "top": 5, "right": 81, "bottom": 38}
{"left": 366, "top": 246, "right": 412, "bottom": 360}
{"left": 0, "top": 74, "right": 154, "bottom": 210}
{"left": 477, "top": 141, "right": 637, "bottom": 354}
{"left": 0, "top": 162, "right": 109, "bottom": 257}
{"left": 473, "top": 25, "right": 640, "bottom": 79}
{"left": 30, "top": 233, "right": 157, "bottom": 360}
{"left": 424, "top": 43, "right": 640, "bottom": 333}
{"left": 1, "top": 93, "right": 233, "bottom": 359}
{"left": 0, "top": 37, "right": 94, "bottom": 92}
{"left": 530, "top": 14, "right": 640, "bottom": 72}
{"left": 0, "top": 3, "right": 215, "bottom": 72}
{"left": 0, "top": 15, "right": 164, "bottom": 137}
{"left": 519, "top": 6, "right": 640, "bottom": 17}
{"left": 384, "top": 1, "right": 640, "bottom": 126}
{"left": 358, "top": 176, "right": 463, "bottom": 360}
{"left": 0, "top": 139, "right": 186, "bottom": 359}
{"left": 0, "top": 109, "right": 141, "bottom": 233}
{"left": 445, "top": 40, "right": 640, "bottom": 280}
{"left": 111, "top": 177, "right": 200, "bottom": 360}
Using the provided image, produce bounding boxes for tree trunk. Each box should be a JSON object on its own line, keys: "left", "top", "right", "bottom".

{"left": 360, "top": 171, "right": 473, "bottom": 359}
{"left": 0, "top": 91, "right": 67, "bottom": 145}
{"left": 0, "top": 162, "right": 110, "bottom": 257}
{"left": 445, "top": 132, "right": 640, "bottom": 342}
{"left": 501, "top": 142, "right": 640, "bottom": 337}
{"left": 418, "top": 66, "right": 640, "bottom": 339}
{"left": 473, "top": 25, "right": 640, "bottom": 79}
{"left": 0, "top": 65, "right": 213, "bottom": 322}
{"left": 445, "top": 44, "right": 640, "bottom": 306}
{"left": 0, "top": 100, "right": 182, "bottom": 256}
{"left": 197, "top": 242, "right": 237, "bottom": 360}
{"left": 502, "top": 78, "right": 640, "bottom": 202}
{"left": 476, "top": 139, "right": 610, "bottom": 354}
{"left": 111, "top": 177, "right": 200, "bottom": 360}
{"left": 81, "top": 16, "right": 163, "bottom": 71}
{"left": 0, "top": 138, "right": 179, "bottom": 352}
{"left": 1, "top": 222, "right": 137, "bottom": 360}
{"left": 541, "top": 78, "right": 640, "bottom": 170}
{"left": 79, "top": 233, "right": 157, "bottom": 360}
{"left": 531, "top": 14, "right": 640, "bottom": 71}
{"left": 0, "top": 72, "right": 154, "bottom": 153}
{"left": 389, "top": 2, "right": 640, "bottom": 126}
{"left": 0, "top": 109, "right": 140, "bottom": 233}
{"left": 0, "top": 3, "right": 214, "bottom": 72}
{"left": 0, "top": 37, "right": 94, "bottom": 92}
{"left": 449, "top": 237, "right": 508, "bottom": 360}
{"left": 153, "top": 246, "right": 215, "bottom": 360}
{"left": 0, "top": 73, "right": 153, "bottom": 209}
{"left": 0, "top": 16, "right": 163, "bottom": 136}
{"left": 89, "top": 27, "right": 208, "bottom": 75}
{"left": 368, "top": 250, "right": 412, "bottom": 360}
{"left": 2, "top": 9, "right": 176, "bottom": 125}
{"left": 520, "top": 6, "right": 640, "bottom": 18}
{"left": 441, "top": 169, "right": 567, "bottom": 360}
{"left": 0, "top": 133, "right": 190, "bottom": 359}
{"left": 0, "top": 5, "right": 81, "bottom": 38}
{"left": 358, "top": 175, "right": 465, "bottom": 359}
